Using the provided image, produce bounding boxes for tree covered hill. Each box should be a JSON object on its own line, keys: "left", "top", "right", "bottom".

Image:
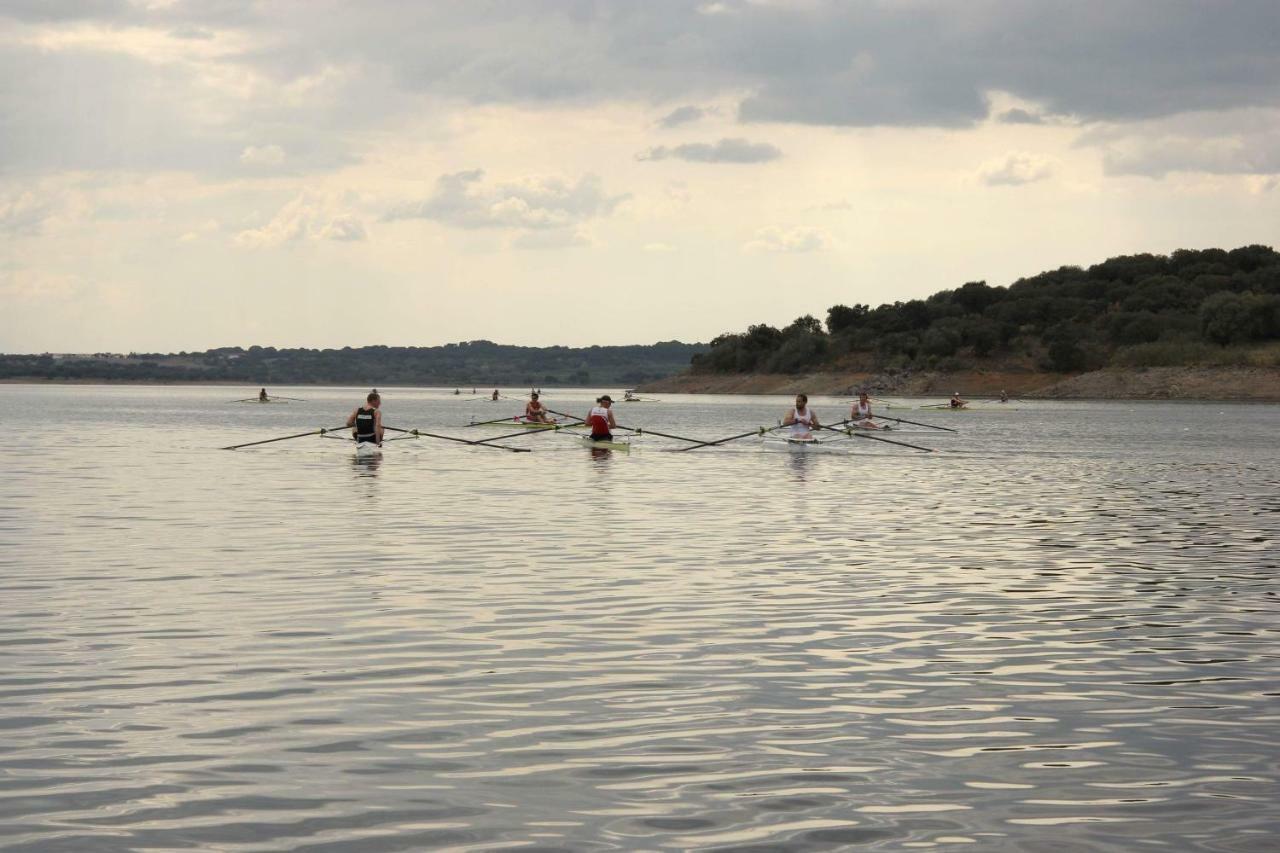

{"left": 0, "top": 340, "right": 706, "bottom": 386}
{"left": 692, "top": 245, "right": 1280, "bottom": 376}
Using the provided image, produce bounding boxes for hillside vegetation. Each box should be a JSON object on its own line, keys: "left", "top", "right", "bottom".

{"left": 0, "top": 340, "right": 706, "bottom": 387}
{"left": 691, "top": 246, "right": 1280, "bottom": 377}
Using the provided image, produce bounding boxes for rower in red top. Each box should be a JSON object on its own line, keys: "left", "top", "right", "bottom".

{"left": 586, "top": 395, "right": 617, "bottom": 441}
{"left": 525, "top": 392, "right": 553, "bottom": 424}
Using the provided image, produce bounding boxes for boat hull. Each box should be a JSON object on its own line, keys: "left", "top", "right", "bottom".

{"left": 354, "top": 442, "right": 383, "bottom": 458}
{"left": 582, "top": 437, "right": 630, "bottom": 452}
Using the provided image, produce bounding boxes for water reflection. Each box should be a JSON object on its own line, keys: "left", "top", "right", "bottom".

{"left": 0, "top": 387, "right": 1277, "bottom": 852}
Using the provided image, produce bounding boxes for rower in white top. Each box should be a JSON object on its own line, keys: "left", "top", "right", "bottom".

{"left": 782, "top": 393, "right": 819, "bottom": 439}
{"left": 849, "top": 390, "right": 884, "bottom": 430}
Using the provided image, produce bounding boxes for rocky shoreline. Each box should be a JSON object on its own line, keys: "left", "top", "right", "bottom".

{"left": 640, "top": 366, "right": 1280, "bottom": 402}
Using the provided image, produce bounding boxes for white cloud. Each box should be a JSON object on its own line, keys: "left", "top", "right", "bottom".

{"left": 978, "top": 151, "right": 1055, "bottom": 186}
{"left": 512, "top": 227, "right": 595, "bottom": 250}
{"left": 0, "top": 268, "right": 82, "bottom": 301}
{"left": 387, "top": 170, "right": 627, "bottom": 231}
{"left": 743, "top": 225, "right": 830, "bottom": 253}
{"left": 234, "top": 192, "right": 368, "bottom": 248}
{"left": 240, "top": 144, "right": 286, "bottom": 166}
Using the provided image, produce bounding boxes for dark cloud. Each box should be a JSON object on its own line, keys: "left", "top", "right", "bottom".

{"left": 3, "top": 2, "right": 1278, "bottom": 175}
{"left": 658, "top": 105, "right": 707, "bottom": 128}
{"left": 638, "top": 138, "right": 781, "bottom": 164}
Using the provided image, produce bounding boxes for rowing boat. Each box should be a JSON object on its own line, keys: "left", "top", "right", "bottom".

{"left": 917, "top": 405, "right": 1019, "bottom": 412}
{"left": 582, "top": 436, "right": 631, "bottom": 452}
{"left": 760, "top": 434, "right": 850, "bottom": 452}
{"left": 354, "top": 441, "right": 383, "bottom": 458}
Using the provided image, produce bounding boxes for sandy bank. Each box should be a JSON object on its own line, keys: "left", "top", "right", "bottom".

{"left": 640, "top": 366, "right": 1280, "bottom": 402}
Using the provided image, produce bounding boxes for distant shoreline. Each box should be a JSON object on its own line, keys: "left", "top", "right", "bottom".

{"left": 638, "top": 366, "right": 1280, "bottom": 402}
{"left": 4, "top": 366, "right": 1280, "bottom": 401}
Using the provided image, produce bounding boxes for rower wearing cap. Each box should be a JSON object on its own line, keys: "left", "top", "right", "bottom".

{"left": 850, "top": 390, "right": 883, "bottom": 430}
{"left": 586, "top": 395, "right": 617, "bottom": 441}
{"left": 347, "top": 390, "right": 383, "bottom": 446}
{"left": 949, "top": 391, "right": 968, "bottom": 409}
{"left": 525, "top": 392, "right": 553, "bottom": 424}
{"left": 783, "top": 393, "right": 819, "bottom": 438}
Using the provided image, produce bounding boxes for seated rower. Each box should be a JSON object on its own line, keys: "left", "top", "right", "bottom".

{"left": 949, "top": 391, "right": 968, "bottom": 409}
{"left": 586, "top": 395, "right": 617, "bottom": 441}
{"left": 999, "top": 389, "right": 1009, "bottom": 403}
{"left": 491, "top": 389, "right": 500, "bottom": 401}
{"left": 850, "top": 390, "right": 883, "bottom": 429}
{"left": 525, "top": 392, "right": 554, "bottom": 424}
{"left": 258, "top": 388, "right": 268, "bottom": 402}
{"left": 783, "top": 393, "right": 819, "bottom": 439}
{"left": 347, "top": 390, "right": 383, "bottom": 446}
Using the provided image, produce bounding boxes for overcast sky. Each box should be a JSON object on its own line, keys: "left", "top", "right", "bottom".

{"left": 2, "top": 0, "right": 1278, "bottom": 353}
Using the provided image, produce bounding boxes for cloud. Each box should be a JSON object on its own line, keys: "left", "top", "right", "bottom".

{"left": 996, "top": 108, "right": 1045, "bottom": 125}
{"left": 240, "top": 144, "right": 286, "bottom": 166}
{"left": 657, "top": 105, "right": 708, "bottom": 128}
{"left": 0, "top": 268, "right": 82, "bottom": 301}
{"left": 387, "top": 170, "right": 627, "bottom": 231}
{"left": 1078, "top": 109, "right": 1280, "bottom": 177}
{"left": 4, "top": 3, "right": 1280, "bottom": 180}
{"left": 743, "top": 225, "right": 830, "bottom": 253}
{"left": 0, "top": 191, "right": 58, "bottom": 236}
{"left": 512, "top": 227, "right": 594, "bottom": 250}
{"left": 638, "top": 138, "right": 781, "bottom": 163}
{"left": 978, "top": 151, "right": 1055, "bottom": 186}
{"left": 234, "top": 191, "right": 368, "bottom": 248}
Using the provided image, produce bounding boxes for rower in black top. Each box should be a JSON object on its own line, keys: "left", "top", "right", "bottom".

{"left": 347, "top": 390, "right": 383, "bottom": 446}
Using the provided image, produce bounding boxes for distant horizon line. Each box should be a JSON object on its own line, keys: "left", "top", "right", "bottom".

{"left": 0, "top": 339, "right": 710, "bottom": 358}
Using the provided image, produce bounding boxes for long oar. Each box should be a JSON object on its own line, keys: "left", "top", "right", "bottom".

{"left": 383, "top": 425, "right": 530, "bottom": 453}
{"left": 820, "top": 424, "right": 934, "bottom": 453}
{"left": 469, "top": 425, "right": 564, "bottom": 445}
{"left": 679, "top": 425, "right": 780, "bottom": 451}
{"left": 222, "top": 426, "right": 348, "bottom": 450}
{"left": 870, "top": 413, "right": 957, "bottom": 433}
{"left": 614, "top": 423, "right": 706, "bottom": 445}
{"left": 467, "top": 413, "right": 526, "bottom": 427}
{"left": 544, "top": 407, "right": 588, "bottom": 424}
{"left": 268, "top": 396, "right": 307, "bottom": 402}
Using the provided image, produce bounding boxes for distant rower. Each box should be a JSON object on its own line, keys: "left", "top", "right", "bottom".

{"left": 850, "top": 391, "right": 883, "bottom": 429}
{"left": 491, "top": 389, "right": 500, "bottom": 401}
{"left": 783, "top": 393, "right": 819, "bottom": 438}
{"left": 950, "top": 391, "right": 968, "bottom": 409}
{"left": 259, "top": 388, "right": 268, "bottom": 402}
{"left": 347, "top": 390, "right": 383, "bottom": 446}
{"left": 999, "top": 390, "right": 1009, "bottom": 403}
{"left": 586, "top": 395, "right": 617, "bottom": 441}
{"left": 525, "top": 392, "right": 553, "bottom": 424}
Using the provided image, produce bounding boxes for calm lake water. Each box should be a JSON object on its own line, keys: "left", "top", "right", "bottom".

{"left": 1, "top": 384, "right": 1277, "bottom": 852}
